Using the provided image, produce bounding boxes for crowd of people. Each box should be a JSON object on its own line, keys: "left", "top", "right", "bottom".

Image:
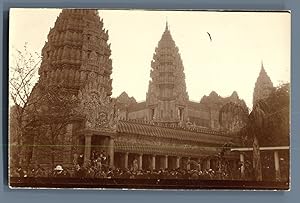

{"left": 12, "top": 164, "right": 237, "bottom": 180}
{"left": 11, "top": 150, "right": 242, "bottom": 180}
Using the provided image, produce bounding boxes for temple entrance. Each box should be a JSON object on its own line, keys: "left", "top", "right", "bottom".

{"left": 91, "top": 136, "right": 108, "bottom": 157}
{"left": 78, "top": 131, "right": 115, "bottom": 170}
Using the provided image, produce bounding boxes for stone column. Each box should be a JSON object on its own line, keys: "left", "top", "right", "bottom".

{"left": 187, "top": 157, "right": 191, "bottom": 170}
{"left": 206, "top": 159, "right": 211, "bottom": 170}
{"left": 240, "top": 153, "right": 245, "bottom": 179}
{"left": 84, "top": 134, "right": 92, "bottom": 165}
{"left": 164, "top": 155, "right": 168, "bottom": 169}
{"left": 152, "top": 155, "right": 156, "bottom": 170}
{"left": 176, "top": 157, "right": 180, "bottom": 169}
{"left": 108, "top": 137, "right": 114, "bottom": 168}
{"left": 274, "top": 151, "right": 281, "bottom": 181}
{"left": 197, "top": 158, "right": 202, "bottom": 171}
{"left": 138, "top": 154, "right": 143, "bottom": 170}
{"left": 124, "top": 152, "right": 129, "bottom": 169}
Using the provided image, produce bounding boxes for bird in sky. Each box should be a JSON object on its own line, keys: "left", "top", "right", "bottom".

{"left": 207, "top": 32, "right": 212, "bottom": 42}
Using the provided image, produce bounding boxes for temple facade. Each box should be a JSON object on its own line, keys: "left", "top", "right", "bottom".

{"left": 116, "top": 23, "right": 248, "bottom": 132}
{"left": 12, "top": 9, "right": 260, "bottom": 172}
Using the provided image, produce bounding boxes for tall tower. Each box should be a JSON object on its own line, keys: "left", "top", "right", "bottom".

{"left": 29, "top": 9, "right": 114, "bottom": 167}
{"left": 146, "top": 23, "right": 189, "bottom": 124}
{"left": 253, "top": 62, "right": 274, "bottom": 107}
{"left": 39, "top": 9, "right": 113, "bottom": 96}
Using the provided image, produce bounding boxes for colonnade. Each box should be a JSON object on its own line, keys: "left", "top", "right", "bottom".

{"left": 113, "top": 152, "right": 218, "bottom": 171}
{"left": 82, "top": 133, "right": 238, "bottom": 172}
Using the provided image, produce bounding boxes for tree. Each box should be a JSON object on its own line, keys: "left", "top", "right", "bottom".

{"left": 248, "top": 102, "right": 265, "bottom": 181}
{"left": 9, "top": 43, "right": 80, "bottom": 171}
{"left": 31, "top": 86, "right": 79, "bottom": 169}
{"left": 240, "top": 83, "right": 290, "bottom": 181}
{"left": 9, "top": 43, "right": 41, "bottom": 169}
{"left": 258, "top": 83, "right": 290, "bottom": 147}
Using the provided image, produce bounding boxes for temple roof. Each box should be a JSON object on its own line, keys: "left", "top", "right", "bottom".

{"left": 114, "top": 141, "right": 226, "bottom": 157}
{"left": 116, "top": 120, "right": 237, "bottom": 145}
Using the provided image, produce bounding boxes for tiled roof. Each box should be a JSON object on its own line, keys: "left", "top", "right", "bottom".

{"left": 114, "top": 141, "right": 220, "bottom": 157}
{"left": 116, "top": 120, "right": 236, "bottom": 145}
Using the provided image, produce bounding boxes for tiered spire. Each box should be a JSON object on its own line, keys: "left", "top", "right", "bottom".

{"left": 146, "top": 23, "right": 189, "bottom": 123}
{"left": 253, "top": 62, "right": 274, "bottom": 106}
{"left": 38, "top": 9, "right": 113, "bottom": 96}
{"left": 165, "top": 20, "right": 169, "bottom": 30}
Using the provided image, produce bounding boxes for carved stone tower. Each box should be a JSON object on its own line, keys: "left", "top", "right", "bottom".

{"left": 39, "top": 9, "right": 112, "bottom": 96}
{"left": 253, "top": 62, "right": 274, "bottom": 107}
{"left": 146, "top": 23, "right": 189, "bottom": 124}
{"left": 30, "top": 9, "right": 115, "bottom": 167}
{"left": 38, "top": 9, "right": 115, "bottom": 129}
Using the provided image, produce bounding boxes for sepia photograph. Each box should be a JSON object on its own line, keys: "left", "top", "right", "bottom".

{"left": 8, "top": 8, "right": 290, "bottom": 190}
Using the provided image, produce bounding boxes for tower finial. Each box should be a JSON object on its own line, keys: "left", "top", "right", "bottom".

{"left": 165, "top": 17, "right": 169, "bottom": 30}
{"left": 261, "top": 60, "right": 266, "bottom": 72}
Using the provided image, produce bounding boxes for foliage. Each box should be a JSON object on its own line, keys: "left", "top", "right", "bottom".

{"left": 9, "top": 43, "right": 81, "bottom": 169}
{"left": 9, "top": 43, "right": 41, "bottom": 168}
{"left": 30, "top": 86, "right": 79, "bottom": 168}
{"left": 259, "top": 83, "right": 290, "bottom": 147}
{"left": 9, "top": 42, "right": 41, "bottom": 108}
{"left": 238, "top": 83, "right": 290, "bottom": 181}
{"left": 241, "top": 83, "right": 290, "bottom": 147}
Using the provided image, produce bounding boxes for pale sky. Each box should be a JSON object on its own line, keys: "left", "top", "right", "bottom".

{"left": 9, "top": 9, "right": 291, "bottom": 108}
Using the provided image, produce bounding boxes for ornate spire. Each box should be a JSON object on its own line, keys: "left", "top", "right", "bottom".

{"left": 260, "top": 61, "right": 267, "bottom": 75}
{"left": 253, "top": 62, "right": 274, "bottom": 107}
{"left": 146, "top": 23, "right": 188, "bottom": 123}
{"left": 165, "top": 19, "right": 169, "bottom": 30}
{"left": 38, "top": 9, "right": 113, "bottom": 96}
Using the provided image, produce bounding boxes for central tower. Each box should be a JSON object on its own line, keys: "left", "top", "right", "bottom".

{"left": 146, "top": 23, "right": 189, "bottom": 124}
